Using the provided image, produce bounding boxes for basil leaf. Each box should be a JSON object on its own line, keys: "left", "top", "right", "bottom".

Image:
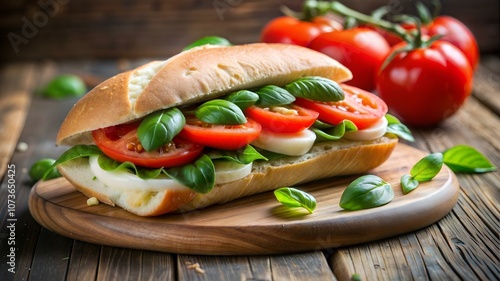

{"left": 312, "top": 120, "right": 357, "bottom": 141}
{"left": 137, "top": 108, "right": 185, "bottom": 152}
{"left": 97, "top": 154, "right": 164, "bottom": 179}
{"left": 208, "top": 145, "right": 267, "bottom": 164}
{"left": 195, "top": 99, "right": 246, "bottom": 125}
{"left": 43, "top": 145, "right": 102, "bottom": 180}
{"left": 255, "top": 85, "right": 296, "bottom": 107}
{"left": 339, "top": 175, "right": 394, "bottom": 210}
{"left": 225, "top": 90, "right": 259, "bottom": 110}
{"left": 166, "top": 155, "right": 215, "bottom": 194}
{"left": 274, "top": 187, "right": 317, "bottom": 213}
{"left": 183, "top": 36, "right": 231, "bottom": 51}
{"left": 410, "top": 153, "right": 443, "bottom": 182}
{"left": 401, "top": 174, "right": 419, "bottom": 194}
{"left": 385, "top": 114, "right": 415, "bottom": 142}
{"left": 443, "top": 145, "right": 496, "bottom": 173}
{"left": 285, "top": 76, "right": 344, "bottom": 102}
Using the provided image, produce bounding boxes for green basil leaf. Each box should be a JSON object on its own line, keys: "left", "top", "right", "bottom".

{"left": 410, "top": 153, "right": 443, "bottom": 182}
{"left": 137, "top": 108, "right": 185, "bottom": 152}
{"left": 41, "top": 74, "right": 86, "bottom": 99}
{"left": 97, "top": 154, "right": 164, "bottom": 179}
{"left": 385, "top": 114, "right": 415, "bottom": 142}
{"left": 339, "top": 175, "right": 394, "bottom": 210}
{"left": 166, "top": 155, "right": 215, "bottom": 194}
{"left": 183, "top": 36, "right": 231, "bottom": 51}
{"left": 195, "top": 99, "right": 246, "bottom": 125}
{"left": 208, "top": 145, "right": 267, "bottom": 164}
{"left": 43, "top": 145, "right": 102, "bottom": 180}
{"left": 401, "top": 174, "right": 419, "bottom": 194}
{"left": 225, "top": 90, "right": 259, "bottom": 110}
{"left": 313, "top": 120, "right": 357, "bottom": 141}
{"left": 255, "top": 85, "right": 296, "bottom": 107}
{"left": 274, "top": 187, "right": 317, "bottom": 213}
{"left": 285, "top": 76, "right": 344, "bottom": 102}
{"left": 443, "top": 145, "right": 496, "bottom": 173}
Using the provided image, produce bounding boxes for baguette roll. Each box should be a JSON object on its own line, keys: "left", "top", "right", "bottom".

{"left": 55, "top": 43, "right": 398, "bottom": 216}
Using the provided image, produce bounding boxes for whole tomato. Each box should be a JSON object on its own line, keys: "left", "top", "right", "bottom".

{"left": 308, "top": 27, "right": 391, "bottom": 91}
{"left": 261, "top": 16, "right": 342, "bottom": 47}
{"left": 376, "top": 40, "right": 473, "bottom": 127}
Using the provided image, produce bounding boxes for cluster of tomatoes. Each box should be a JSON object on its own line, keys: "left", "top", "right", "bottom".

{"left": 260, "top": 2, "right": 478, "bottom": 127}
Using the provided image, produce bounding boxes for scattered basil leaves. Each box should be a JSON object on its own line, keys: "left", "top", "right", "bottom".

{"left": 400, "top": 174, "right": 419, "bottom": 194}
{"left": 443, "top": 145, "right": 496, "bottom": 173}
{"left": 400, "top": 153, "right": 443, "bottom": 194}
{"left": 255, "top": 85, "right": 296, "bottom": 107}
{"left": 225, "top": 90, "right": 259, "bottom": 110}
{"left": 285, "top": 76, "right": 344, "bottom": 102}
{"left": 183, "top": 36, "right": 231, "bottom": 51}
{"left": 41, "top": 74, "right": 86, "bottom": 99}
{"left": 274, "top": 187, "right": 317, "bottom": 213}
{"left": 195, "top": 99, "right": 246, "bottom": 125}
{"left": 137, "top": 108, "right": 185, "bottom": 152}
{"left": 385, "top": 114, "right": 415, "bottom": 142}
{"left": 339, "top": 175, "right": 394, "bottom": 210}
{"left": 312, "top": 119, "right": 357, "bottom": 141}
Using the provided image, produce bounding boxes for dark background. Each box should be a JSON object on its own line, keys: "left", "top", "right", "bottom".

{"left": 1, "top": 0, "right": 498, "bottom": 61}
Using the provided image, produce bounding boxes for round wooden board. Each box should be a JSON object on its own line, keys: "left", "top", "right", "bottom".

{"left": 29, "top": 144, "right": 459, "bottom": 255}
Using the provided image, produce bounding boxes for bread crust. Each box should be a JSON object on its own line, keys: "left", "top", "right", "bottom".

{"left": 56, "top": 43, "right": 352, "bottom": 146}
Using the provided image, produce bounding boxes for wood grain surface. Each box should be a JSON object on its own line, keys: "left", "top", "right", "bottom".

{"left": 29, "top": 143, "right": 459, "bottom": 255}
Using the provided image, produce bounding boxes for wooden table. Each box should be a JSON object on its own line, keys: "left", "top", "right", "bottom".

{"left": 0, "top": 55, "right": 498, "bottom": 281}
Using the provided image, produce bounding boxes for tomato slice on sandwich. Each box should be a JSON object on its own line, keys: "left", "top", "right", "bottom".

{"left": 92, "top": 121, "right": 204, "bottom": 168}
{"left": 244, "top": 105, "right": 319, "bottom": 133}
{"left": 294, "top": 84, "right": 388, "bottom": 130}
{"left": 178, "top": 116, "right": 262, "bottom": 150}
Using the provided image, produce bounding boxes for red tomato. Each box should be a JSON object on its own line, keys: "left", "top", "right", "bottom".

{"left": 426, "top": 16, "right": 479, "bottom": 70}
{"left": 244, "top": 105, "right": 319, "bottom": 133}
{"left": 260, "top": 16, "right": 341, "bottom": 47}
{"left": 92, "top": 121, "right": 204, "bottom": 168}
{"left": 308, "top": 28, "right": 391, "bottom": 91}
{"left": 178, "top": 117, "right": 262, "bottom": 150}
{"left": 294, "top": 84, "right": 388, "bottom": 130}
{"left": 376, "top": 40, "right": 473, "bottom": 127}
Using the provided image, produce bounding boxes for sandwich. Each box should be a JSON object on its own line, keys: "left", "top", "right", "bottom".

{"left": 51, "top": 43, "right": 398, "bottom": 216}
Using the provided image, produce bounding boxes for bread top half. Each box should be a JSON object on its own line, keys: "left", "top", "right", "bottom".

{"left": 56, "top": 43, "right": 353, "bottom": 146}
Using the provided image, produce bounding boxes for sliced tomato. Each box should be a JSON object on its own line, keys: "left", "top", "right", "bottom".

{"left": 294, "top": 84, "right": 388, "bottom": 130}
{"left": 244, "top": 105, "right": 318, "bottom": 133}
{"left": 178, "top": 116, "right": 261, "bottom": 150}
{"left": 92, "top": 121, "right": 204, "bottom": 168}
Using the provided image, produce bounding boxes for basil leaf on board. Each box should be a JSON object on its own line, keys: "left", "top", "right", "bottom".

{"left": 274, "top": 187, "right": 317, "bottom": 213}
{"left": 195, "top": 99, "right": 246, "bottom": 125}
{"left": 312, "top": 120, "right": 357, "bottom": 141}
{"left": 401, "top": 174, "right": 420, "bottom": 194}
{"left": 410, "top": 153, "right": 443, "bottom": 182}
{"left": 443, "top": 145, "right": 496, "bottom": 173}
{"left": 166, "top": 155, "right": 215, "bottom": 194}
{"left": 255, "top": 85, "right": 296, "bottom": 107}
{"left": 285, "top": 76, "right": 344, "bottom": 102}
{"left": 183, "top": 36, "right": 231, "bottom": 51}
{"left": 137, "top": 108, "right": 185, "bottom": 152}
{"left": 225, "top": 90, "right": 259, "bottom": 110}
{"left": 97, "top": 154, "right": 164, "bottom": 180}
{"left": 339, "top": 175, "right": 394, "bottom": 210}
{"left": 385, "top": 114, "right": 415, "bottom": 142}
{"left": 42, "top": 145, "right": 102, "bottom": 180}
{"left": 207, "top": 145, "right": 267, "bottom": 164}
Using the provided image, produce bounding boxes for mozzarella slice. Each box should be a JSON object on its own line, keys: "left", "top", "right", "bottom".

{"left": 343, "top": 117, "right": 388, "bottom": 141}
{"left": 252, "top": 129, "right": 316, "bottom": 156}
{"left": 89, "top": 156, "right": 190, "bottom": 192}
{"left": 214, "top": 161, "right": 252, "bottom": 184}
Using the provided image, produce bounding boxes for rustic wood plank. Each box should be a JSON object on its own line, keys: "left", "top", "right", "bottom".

{"left": 96, "top": 247, "right": 175, "bottom": 281}
{"left": 65, "top": 241, "right": 100, "bottom": 281}
{"left": 178, "top": 251, "right": 336, "bottom": 280}
{"left": 473, "top": 62, "right": 500, "bottom": 115}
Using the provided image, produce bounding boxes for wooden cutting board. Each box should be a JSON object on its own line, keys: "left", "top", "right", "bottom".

{"left": 29, "top": 144, "right": 459, "bottom": 255}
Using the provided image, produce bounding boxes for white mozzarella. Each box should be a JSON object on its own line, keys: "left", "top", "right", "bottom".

{"left": 251, "top": 129, "right": 316, "bottom": 156}
{"left": 89, "top": 156, "right": 190, "bottom": 192}
{"left": 214, "top": 161, "right": 252, "bottom": 184}
{"left": 343, "top": 117, "right": 388, "bottom": 141}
